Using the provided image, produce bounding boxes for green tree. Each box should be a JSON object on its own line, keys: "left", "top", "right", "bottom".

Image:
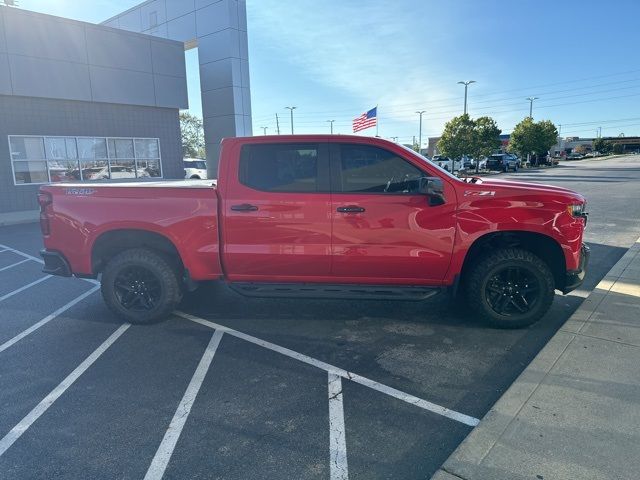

{"left": 470, "top": 116, "right": 502, "bottom": 172}
{"left": 437, "top": 114, "right": 475, "bottom": 160}
{"left": 180, "top": 112, "right": 205, "bottom": 158}
{"left": 438, "top": 114, "right": 501, "bottom": 172}
{"left": 509, "top": 118, "right": 558, "bottom": 166}
{"left": 612, "top": 143, "right": 624, "bottom": 154}
{"left": 593, "top": 137, "right": 612, "bottom": 153}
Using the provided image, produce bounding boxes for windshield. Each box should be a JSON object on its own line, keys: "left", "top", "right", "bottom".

{"left": 397, "top": 144, "right": 462, "bottom": 182}
{"left": 184, "top": 160, "right": 206, "bottom": 169}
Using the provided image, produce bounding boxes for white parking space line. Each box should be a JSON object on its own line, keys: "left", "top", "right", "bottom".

{"left": 0, "top": 276, "right": 52, "bottom": 303}
{"left": 0, "top": 244, "right": 43, "bottom": 264}
{"left": 0, "top": 244, "right": 98, "bottom": 285}
{"left": 144, "top": 329, "right": 224, "bottom": 480}
{"left": 175, "top": 311, "right": 480, "bottom": 427}
{"left": 0, "top": 324, "right": 130, "bottom": 457}
{"left": 0, "top": 259, "right": 30, "bottom": 272}
{"left": 0, "top": 285, "right": 100, "bottom": 354}
{"left": 328, "top": 373, "right": 349, "bottom": 480}
{"left": 0, "top": 249, "right": 8, "bottom": 253}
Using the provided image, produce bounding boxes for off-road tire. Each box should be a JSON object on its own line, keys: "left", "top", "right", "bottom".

{"left": 465, "top": 248, "right": 555, "bottom": 328}
{"left": 101, "top": 248, "right": 182, "bottom": 324}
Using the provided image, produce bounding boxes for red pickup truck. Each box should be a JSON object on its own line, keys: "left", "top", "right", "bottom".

{"left": 38, "top": 135, "right": 589, "bottom": 328}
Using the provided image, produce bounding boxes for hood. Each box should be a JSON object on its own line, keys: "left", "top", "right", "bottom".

{"left": 463, "top": 177, "right": 585, "bottom": 203}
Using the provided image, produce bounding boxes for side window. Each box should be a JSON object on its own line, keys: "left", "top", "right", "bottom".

{"left": 239, "top": 144, "right": 319, "bottom": 192}
{"left": 337, "top": 144, "right": 425, "bottom": 193}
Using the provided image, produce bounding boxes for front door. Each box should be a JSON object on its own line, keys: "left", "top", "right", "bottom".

{"left": 221, "top": 141, "right": 332, "bottom": 282}
{"left": 330, "top": 142, "right": 456, "bottom": 284}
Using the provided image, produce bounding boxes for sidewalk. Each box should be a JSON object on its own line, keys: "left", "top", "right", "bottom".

{"left": 433, "top": 237, "right": 640, "bottom": 480}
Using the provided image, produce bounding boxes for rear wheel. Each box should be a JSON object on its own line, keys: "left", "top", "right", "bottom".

{"left": 101, "top": 248, "right": 182, "bottom": 324}
{"left": 465, "top": 248, "right": 555, "bottom": 328}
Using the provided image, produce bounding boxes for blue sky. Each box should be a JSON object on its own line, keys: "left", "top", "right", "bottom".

{"left": 20, "top": 0, "right": 640, "bottom": 145}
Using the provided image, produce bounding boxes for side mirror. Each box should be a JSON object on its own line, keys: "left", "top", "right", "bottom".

{"left": 419, "top": 177, "right": 446, "bottom": 206}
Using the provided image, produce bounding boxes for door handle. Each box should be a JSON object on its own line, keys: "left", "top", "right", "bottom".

{"left": 337, "top": 205, "right": 365, "bottom": 213}
{"left": 231, "top": 203, "right": 258, "bottom": 212}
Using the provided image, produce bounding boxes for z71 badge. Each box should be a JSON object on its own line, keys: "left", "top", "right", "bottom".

{"left": 64, "top": 187, "right": 96, "bottom": 196}
{"left": 464, "top": 190, "right": 496, "bottom": 196}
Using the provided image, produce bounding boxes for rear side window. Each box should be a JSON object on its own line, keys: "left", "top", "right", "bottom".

{"left": 336, "top": 144, "right": 424, "bottom": 193}
{"left": 239, "top": 144, "right": 319, "bottom": 192}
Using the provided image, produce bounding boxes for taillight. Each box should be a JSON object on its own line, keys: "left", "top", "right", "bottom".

{"left": 38, "top": 190, "right": 52, "bottom": 236}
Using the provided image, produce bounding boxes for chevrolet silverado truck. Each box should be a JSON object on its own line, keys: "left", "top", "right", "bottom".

{"left": 38, "top": 135, "right": 589, "bottom": 328}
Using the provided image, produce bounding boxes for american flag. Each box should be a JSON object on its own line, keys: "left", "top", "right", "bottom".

{"left": 352, "top": 107, "right": 377, "bottom": 133}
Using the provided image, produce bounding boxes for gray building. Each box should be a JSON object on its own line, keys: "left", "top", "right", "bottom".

{"left": 102, "top": 0, "right": 252, "bottom": 174}
{"left": 0, "top": 5, "right": 188, "bottom": 215}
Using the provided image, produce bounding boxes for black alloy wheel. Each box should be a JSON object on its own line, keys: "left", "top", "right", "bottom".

{"left": 485, "top": 266, "right": 540, "bottom": 316}
{"left": 101, "top": 248, "right": 182, "bottom": 324}
{"left": 465, "top": 248, "right": 555, "bottom": 328}
{"left": 114, "top": 265, "right": 162, "bottom": 312}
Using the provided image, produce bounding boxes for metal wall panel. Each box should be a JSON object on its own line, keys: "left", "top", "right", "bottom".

{"left": 0, "top": 54, "right": 11, "bottom": 95}
{"left": 0, "top": 7, "right": 187, "bottom": 109}
{"left": 86, "top": 27, "right": 153, "bottom": 73}
{"left": 89, "top": 66, "right": 156, "bottom": 106}
{"left": 9, "top": 54, "right": 92, "bottom": 102}
{"left": 4, "top": 12, "right": 87, "bottom": 64}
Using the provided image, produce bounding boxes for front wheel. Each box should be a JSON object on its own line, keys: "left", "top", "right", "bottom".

{"left": 465, "top": 248, "right": 555, "bottom": 328}
{"left": 101, "top": 248, "right": 182, "bottom": 324}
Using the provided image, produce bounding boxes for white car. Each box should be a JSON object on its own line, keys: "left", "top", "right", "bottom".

{"left": 432, "top": 155, "right": 463, "bottom": 172}
{"left": 184, "top": 158, "right": 207, "bottom": 179}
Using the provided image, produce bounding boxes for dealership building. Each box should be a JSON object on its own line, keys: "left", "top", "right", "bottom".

{"left": 0, "top": 1, "right": 251, "bottom": 220}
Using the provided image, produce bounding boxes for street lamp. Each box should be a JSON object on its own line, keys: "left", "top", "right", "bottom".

{"left": 285, "top": 106, "right": 297, "bottom": 134}
{"left": 391, "top": 136, "right": 398, "bottom": 142}
{"left": 416, "top": 111, "right": 426, "bottom": 153}
{"left": 457, "top": 80, "right": 476, "bottom": 115}
{"left": 261, "top": 126, "right": 268, "bottom": 135}
{"left": 327, "top": 120, "right": 335, "bottom": 134}
{"left": 526, "top": 97, "right": 538, "bottom": 118}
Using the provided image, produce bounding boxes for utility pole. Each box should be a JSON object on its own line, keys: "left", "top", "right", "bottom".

{"left": 275, "top": 114, "right": 280, "bottom": 135}
{"left": 526, "top": 97, "right": 538, "bottom": 118}
{"left": 416, "top": 111, "right": 426, "bottom": 154}
{"left": 597, "top": 126, "right": 602, "bottom": 138}
{"left": 261, "top": 127, "right": 268, "bottom": 136}
{"left": 285, "top": 106, "right": 296, "bottom": 134}
{"left": 327, "top": 120, "right": 335, "bottom": 134}
{"left": 457, "top": 80, "right": 476, "bottom": 115}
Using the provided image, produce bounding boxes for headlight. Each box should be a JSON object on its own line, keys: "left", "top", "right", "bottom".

{"left": 567, "top": 204, "right": 584, "bottom": 216}
{"left": 567, "top": 203, "right": 588, "bottom": 225}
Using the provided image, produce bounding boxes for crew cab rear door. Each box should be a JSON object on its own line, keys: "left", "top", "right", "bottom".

{"left": 329, "top": 142, "right": 456, "bottom": 284}
{"left": 220, "top": 141, "right": 332, "bottom": 281}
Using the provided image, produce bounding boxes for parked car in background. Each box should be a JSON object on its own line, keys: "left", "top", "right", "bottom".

{"left": 486, "top": 153, "right": 519, "bottom": 172}
{"left": 183, "top": 158, "right": 208, "bottom": 179}
{"left": 432, "top": 155, "right": 463, "bottom": 172}
{"left": 567, "top": 152, "right": 585, "bottom": 160}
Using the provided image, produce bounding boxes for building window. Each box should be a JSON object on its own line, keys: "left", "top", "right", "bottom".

{"left": 9, "top": 136, "right": 162, "bottom": 185}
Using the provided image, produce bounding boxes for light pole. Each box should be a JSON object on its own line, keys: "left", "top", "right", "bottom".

{"left": 416, "top": 110, "right": 426, "bottom": 153}
{"left": 261, "top": 126, "right": 268, "bottom": 135}
{"left": 327, "top": 120, "right": 335, "bottom": 134}
{"left": 526, "top": 97, "right": 538, "bottom": 118}
{"left": 285, "top": 106, "right": 296, "bottom": 134}
{"left": 457, "top": 80, "right": 476, "bottom": 115}
{"left": 391, "top": 136, "right": 398, "bottom": 142}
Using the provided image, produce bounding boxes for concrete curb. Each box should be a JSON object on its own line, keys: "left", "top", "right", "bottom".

{"left": 431, "top": 236, "right": 640, "bottom": 480}
{"left": 0, "top": 210, "right": 39, "bottom": 227}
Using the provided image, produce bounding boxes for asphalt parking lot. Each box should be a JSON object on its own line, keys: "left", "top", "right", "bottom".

{"left": 1, "top": 155, "right": 639, "bottom": 479}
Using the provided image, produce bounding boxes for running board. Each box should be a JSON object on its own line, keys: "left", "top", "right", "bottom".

{"left": 228, "top": 283, "right": 442, "bottom": 301}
